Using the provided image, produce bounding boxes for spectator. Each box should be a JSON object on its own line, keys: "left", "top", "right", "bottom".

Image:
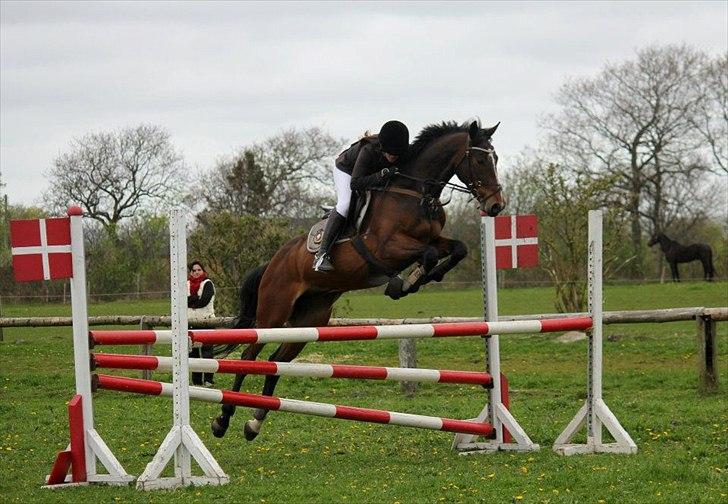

{"left": 187, "top": 260, "right": 216, "bottom": 387}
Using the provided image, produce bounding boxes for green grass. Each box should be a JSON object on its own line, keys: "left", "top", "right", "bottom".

{"left": 1, "top": 281, "right": 726, "bottom": 503}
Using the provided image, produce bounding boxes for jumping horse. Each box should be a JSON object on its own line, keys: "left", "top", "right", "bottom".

{"left": 211, "top": 120, "right": 506, "bottom": 441}
{"left": 648, "top": 233, "right": 715, "bottom": 282}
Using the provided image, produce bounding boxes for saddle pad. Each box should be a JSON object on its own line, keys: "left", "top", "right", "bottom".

{"left": 306, "top": 192, "right": 372, "bottom": 253}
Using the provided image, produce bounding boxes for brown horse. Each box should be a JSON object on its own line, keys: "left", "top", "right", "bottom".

{"left": 211, "top": 120, "right": 506, "bottom": 441}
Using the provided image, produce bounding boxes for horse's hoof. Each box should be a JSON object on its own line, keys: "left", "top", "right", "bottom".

{"left": 211, "top": 416, "right": 229, "bottom": 438}
{"left": 243, "top": 420, "right": 260, "bottom": 441}
{"left": 385, "top": 276, "right": 404, "bottom": 300}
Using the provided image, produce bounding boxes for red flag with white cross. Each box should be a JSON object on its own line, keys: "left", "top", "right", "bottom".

{"left": 493, "top": 215, "right": 539, "bottom": 269}
{"left": 10, "top": 217, "right": 73, "bottom": 282}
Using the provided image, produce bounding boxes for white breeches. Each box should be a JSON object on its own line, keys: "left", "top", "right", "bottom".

{"left": 332, "top": 167, "right": 352, "bottom": 217}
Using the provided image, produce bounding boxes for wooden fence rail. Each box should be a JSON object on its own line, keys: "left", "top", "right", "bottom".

{"left": 1, "top": 307, "right": 724, "bottom": 392}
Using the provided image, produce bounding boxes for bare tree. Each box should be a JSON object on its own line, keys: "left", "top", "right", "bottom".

{"left": 44, "top": 124, "right": 188, "bottom": 238}
{"left": 200, "top": 126, "right": 344, "bottom": 218}
{"left": 691, "top": 53, "right": 728, "bottom": 175}
{"left": 541, "top": 45, "right": 715, "bottom": 275}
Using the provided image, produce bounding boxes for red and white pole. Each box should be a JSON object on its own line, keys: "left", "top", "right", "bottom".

{"left": 94, "top": 374, "right": 496, "bottom": 438}
{"left": 91, "top": 353, "right": 494, "bottom": 386}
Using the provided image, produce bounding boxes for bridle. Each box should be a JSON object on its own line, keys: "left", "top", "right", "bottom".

{"left": 393, "top": 140, "right": 503, "bottom": 204}
{"left": 457, "top": 144, "right": 503, "bottom": 202}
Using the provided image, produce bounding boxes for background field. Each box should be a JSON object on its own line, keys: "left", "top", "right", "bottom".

{"left": 1, "top": 281, "right": 726, "bottom": 503}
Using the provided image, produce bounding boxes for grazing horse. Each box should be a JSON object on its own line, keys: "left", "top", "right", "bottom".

{"left": 211, "top": 120, "right": 506, "bottom": 441}
{"left": 648, "top": 233, "right": 715, "bottom": 282}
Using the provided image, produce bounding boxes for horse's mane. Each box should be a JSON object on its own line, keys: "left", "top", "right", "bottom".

{"left": 408, "top": 120, "right": 478, "bottom": 160}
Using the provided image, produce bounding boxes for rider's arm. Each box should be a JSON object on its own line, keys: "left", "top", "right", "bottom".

{"left": 350, "top": 144, "right": 388, "bottom": 191}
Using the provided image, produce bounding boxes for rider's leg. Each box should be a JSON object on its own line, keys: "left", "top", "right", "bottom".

{"left": 314, "top": 167, "right": 350, "bottom": 272}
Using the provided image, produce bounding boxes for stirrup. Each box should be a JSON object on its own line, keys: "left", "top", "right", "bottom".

{"left": 313, "top": 253, "right": 334, "bottom": 272}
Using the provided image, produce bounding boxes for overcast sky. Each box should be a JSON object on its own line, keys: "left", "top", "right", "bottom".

{"left": 1, "top": 1, "right": 726, "bottom": 207}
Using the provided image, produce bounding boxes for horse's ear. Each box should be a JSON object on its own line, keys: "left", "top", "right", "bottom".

{"left": 482, "top": 122, "right": 501, "bottom": 138}
{"left": 468, "top": 121, "right": 479, "bottom": 141}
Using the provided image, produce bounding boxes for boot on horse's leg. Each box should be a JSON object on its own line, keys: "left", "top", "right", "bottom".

{"left": 211, "top": 403, "right": 236, "bottom": 438}
{"left": 313, "top": 211, "right": 346, "bottom": 272}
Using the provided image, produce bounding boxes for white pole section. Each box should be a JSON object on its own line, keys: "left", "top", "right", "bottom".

{"left": 482, "top": 216, "right": 503, "bottom": 443}
{"left": 68, "top": 208, "right": 96, "bottom": 477}
{"left": 587, "top": 209, "right": 603, "bottom": 444}
{"left": 170, "top": 209, "right": 191, "bottom": 476}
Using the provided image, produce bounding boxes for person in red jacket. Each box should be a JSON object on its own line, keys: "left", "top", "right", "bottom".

{"left": 187, "top": 260, "right": 216, "bottom": 387}
{"left": 313, "top": 120, "right": 409, "bottom": 272}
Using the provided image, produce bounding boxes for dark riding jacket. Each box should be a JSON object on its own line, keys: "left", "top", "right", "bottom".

{"left": 335, "top": 136, "right": 400, "bottom": 191}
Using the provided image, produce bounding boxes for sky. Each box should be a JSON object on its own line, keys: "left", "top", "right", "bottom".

{"left": 1, "top": 1, "right": 726, "bottom": 207}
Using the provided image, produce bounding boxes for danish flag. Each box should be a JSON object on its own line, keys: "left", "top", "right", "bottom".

{"left": 493, "top": 214, "right": 539, "bottom": 269}
{"left": 10, "top": 217, "right": 73, "bottom": 282}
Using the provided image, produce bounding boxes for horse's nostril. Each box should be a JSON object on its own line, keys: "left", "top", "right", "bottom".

{"left": 488, "top": 204, "right": 503, "bottom": 216}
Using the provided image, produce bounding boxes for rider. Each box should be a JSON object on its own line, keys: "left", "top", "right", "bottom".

{"left": 313, "top": 120, "right": 409, "bottom": 272}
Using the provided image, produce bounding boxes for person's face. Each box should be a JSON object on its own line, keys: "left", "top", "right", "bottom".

{"left": 383, "top": 153, "right": 398, "bottom": 163}
{"left": 190, "top": 265, "right": 204, "bottom": 278}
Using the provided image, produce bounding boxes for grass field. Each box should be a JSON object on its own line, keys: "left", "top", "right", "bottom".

{"left": 1, "top": 281, "right": 726, "bottom": 503}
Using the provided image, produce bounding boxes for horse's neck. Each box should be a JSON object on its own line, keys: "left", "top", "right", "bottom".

{"left": 660, "top": 236, "right": 677, "bottom": 250}
{"left": 396, "top": 135, "right": 462, "bottom": 195}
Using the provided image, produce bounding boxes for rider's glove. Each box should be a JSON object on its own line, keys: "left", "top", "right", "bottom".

{"left": 380, "top": 167, "right": 398, "bottom": 180}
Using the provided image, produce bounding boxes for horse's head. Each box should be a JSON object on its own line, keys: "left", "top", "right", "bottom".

{"left": 648, "top": 234, "right": 663, "bottom": 246}
{"left": 453, "top": 121, "right": 506, "bottom": 216}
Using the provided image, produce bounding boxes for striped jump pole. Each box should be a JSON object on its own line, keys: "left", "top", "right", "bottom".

{"left": 93, "top": 374, "right": 496, "bottom": 438}
{"left": 185, "top": 317, "right": 593, "bottom": 345}
{"left": 91, "top": 353, "right": 494, "bottom": 386}
{"left": 88, "top": 317, "right": 592, "bottom": 347}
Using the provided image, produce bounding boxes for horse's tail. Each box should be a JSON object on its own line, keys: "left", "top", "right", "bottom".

{"left": 234, "top": 262, "right": 269, "bottom": 328}
{"left": 212, "top": 262, "right": 269, "bottom": 358}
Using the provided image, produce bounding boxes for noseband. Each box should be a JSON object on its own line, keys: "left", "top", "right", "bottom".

{"left": 456, "top": 144, "right": 503, "bottom": 202}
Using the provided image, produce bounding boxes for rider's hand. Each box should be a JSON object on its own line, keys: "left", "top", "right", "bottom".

{"left": 380, "top": 167, "right": 398, "bottom": 179}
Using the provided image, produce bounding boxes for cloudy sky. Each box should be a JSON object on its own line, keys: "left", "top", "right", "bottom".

{"left": 1, "top": 1, "right": 726, "bottom": 207}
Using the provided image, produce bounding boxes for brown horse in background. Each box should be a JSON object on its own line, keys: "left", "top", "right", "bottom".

{"left": 211, "top": 120, "right": 505, "bottom": 441}
{"left": 648, "top": 233, "right": 715, "bottom": 282}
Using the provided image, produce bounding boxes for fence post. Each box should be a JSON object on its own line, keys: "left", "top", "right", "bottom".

{"left": 696, "top": 310, "right": 718, "bottom": 394}
{"left": 140, "top": 316, "right": 153, "bottom": 381}
{"left": 398, "top": 339, "right": 417, "bottom": 395}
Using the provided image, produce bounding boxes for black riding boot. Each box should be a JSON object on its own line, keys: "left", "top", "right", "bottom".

{"left": 313, "top": 211, "right": 346, "bottom": 272}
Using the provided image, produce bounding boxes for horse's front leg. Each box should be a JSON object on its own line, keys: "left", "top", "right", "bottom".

{"left": 422, "top": 236, "right": 468, "bottom": 284}
{"left": 385, "top": 246, "right": 439, "bottom": 299}
{"left": 669, "top": 262, "right": 680, "bottom": 282}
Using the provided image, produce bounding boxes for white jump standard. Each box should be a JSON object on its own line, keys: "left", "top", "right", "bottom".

{"left": 552, "top": 211, "right": 637, "bottom": 455}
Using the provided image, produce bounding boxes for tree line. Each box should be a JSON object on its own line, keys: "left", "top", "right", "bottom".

{"left": 1, "top": 45, "right": 725, "bottom": 313}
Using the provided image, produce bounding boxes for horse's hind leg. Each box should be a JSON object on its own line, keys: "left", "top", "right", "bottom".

{"left": 701, "top": 254, "right": 714, "bottom": 281}
{"left": 243, "top": 342, "right": 306, "bottom": 441}
{"left": 211, "top": 343, "right": 266, "bottom": 438}
{"left": 243, "top": 292, "right": 339, "bottom": 441}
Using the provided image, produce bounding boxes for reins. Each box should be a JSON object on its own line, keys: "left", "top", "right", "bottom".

{"left": 386, "top": 143, "right": 502, "bottom": 208}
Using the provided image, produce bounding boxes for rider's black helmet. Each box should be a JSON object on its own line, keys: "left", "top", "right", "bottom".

{"left": 378, "top": 120, "right": 409, "bottom": 156}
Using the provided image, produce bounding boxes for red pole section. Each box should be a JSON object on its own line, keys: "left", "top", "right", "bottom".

{"left": 68, "top": 395, "right": 87, "bottom": 482}
{"left": 92, "top": 374, "right": 495, "bottom": 438}
{"left": 89, "top": 330, "right": 173, "bottom": 346}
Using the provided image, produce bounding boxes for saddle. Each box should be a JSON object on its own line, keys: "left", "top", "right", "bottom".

{"left": 306, "top": 192, "right": 371, "bottom": 253}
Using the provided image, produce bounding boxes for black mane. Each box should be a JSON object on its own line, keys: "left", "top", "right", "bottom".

{"left": 408, "top": 121, "right": 475, "bottom": 160}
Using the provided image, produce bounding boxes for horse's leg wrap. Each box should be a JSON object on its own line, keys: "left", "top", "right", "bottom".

{"left": 244, "top": 347, "right": 286, "bottom": 441}
{"left": 427, "top": 240, "right": 467, "bottom": 283}
{"left": 384, "top": 275, "right": 405, "bottom": 300}
{"left": 212, "top": 343, "right": 266, "bottom": 438}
